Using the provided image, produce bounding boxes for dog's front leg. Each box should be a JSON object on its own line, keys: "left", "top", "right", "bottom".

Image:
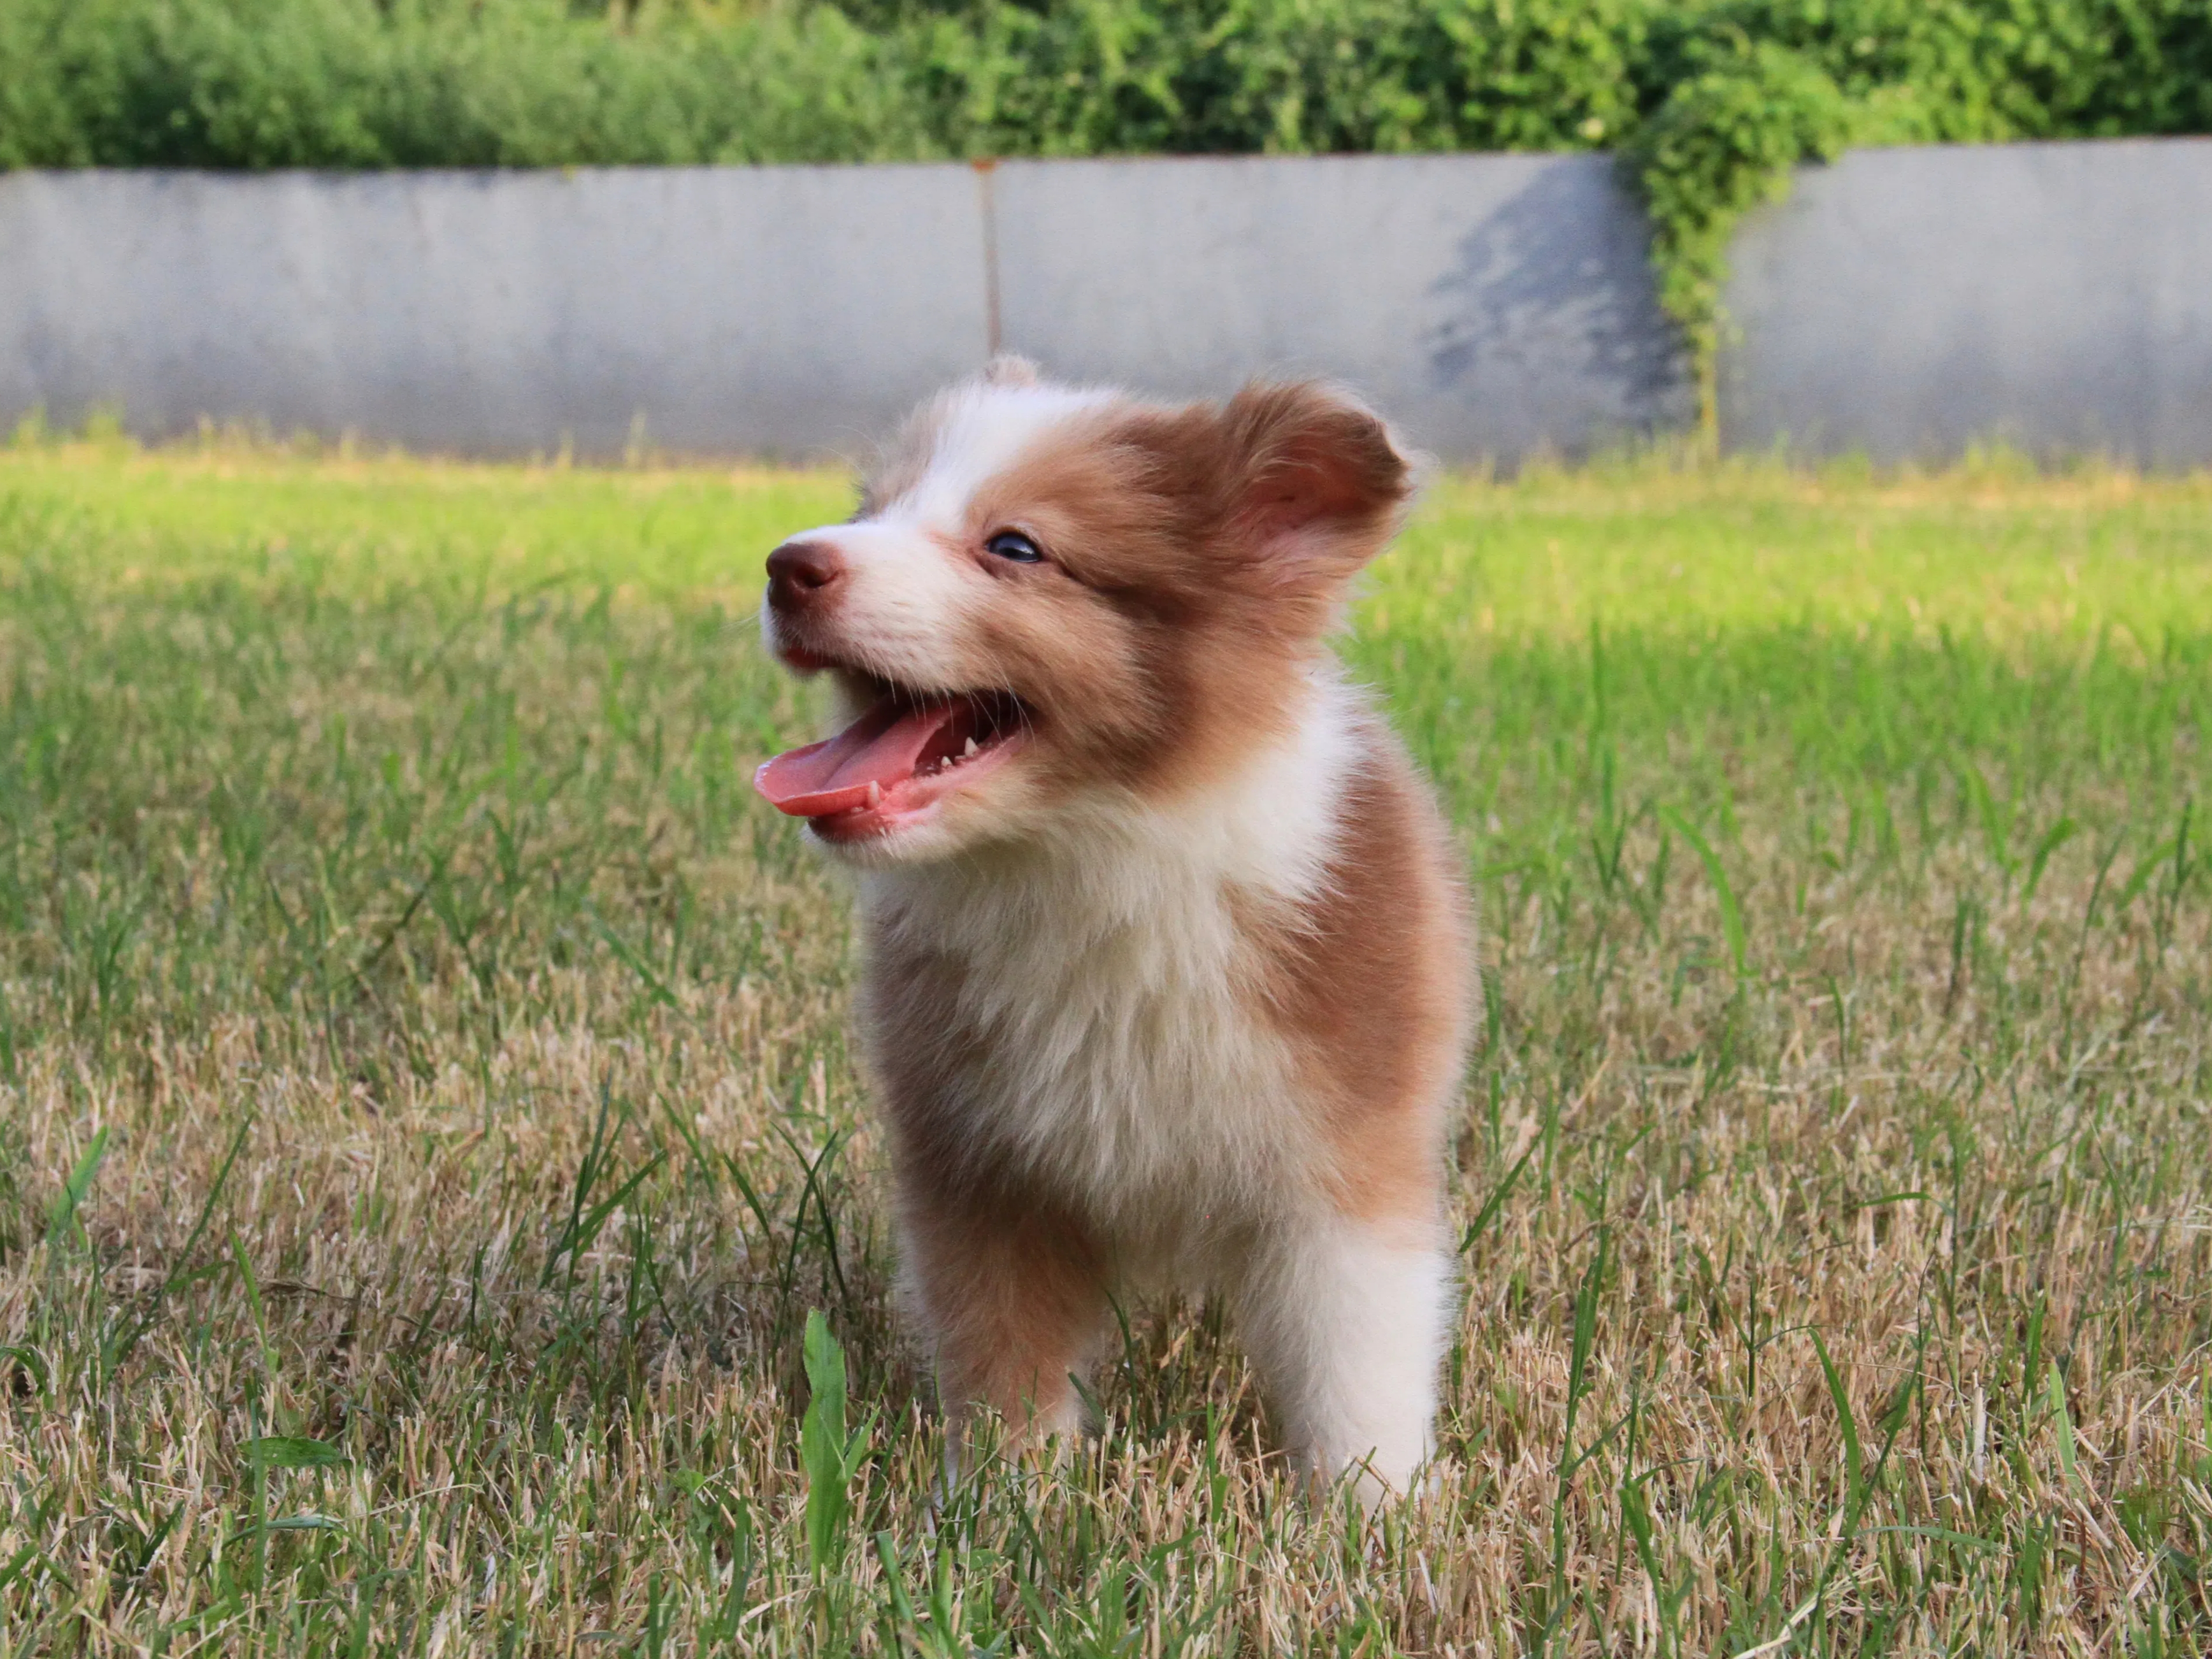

{"left": 895, "top": 1183, "right": 1109, "bottom": 1456}
{"left": 1234, "top": 1214, "right": 1454, "bottom": 1505}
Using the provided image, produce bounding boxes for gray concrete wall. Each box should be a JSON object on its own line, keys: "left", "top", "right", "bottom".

{"left": 0, "top": 154, "right": 1686, "bottom": 463}
{"left": 994, "top": 154, "right": 1692, "bottom": 462}
{"left": 1721, "top": 137, "right": 2212, "bottom": 467}
{"left": 0, "top": 166, "right": 992, "bottom": 460}
{"left": 3, "top": 140, "right": 2210, "bottom": 466}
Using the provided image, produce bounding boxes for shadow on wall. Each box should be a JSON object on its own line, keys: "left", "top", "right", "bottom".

{"left": 1423, "top": 160, "right": 1693, "bottom": 453}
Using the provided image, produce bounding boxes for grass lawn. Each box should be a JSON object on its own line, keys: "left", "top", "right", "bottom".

{"left": 1, "top": 436, "right": 2209, "bottom": 1655}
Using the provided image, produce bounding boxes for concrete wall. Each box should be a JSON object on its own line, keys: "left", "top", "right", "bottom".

{"left": 992, "top": 154, "right": 1691, "bottom": 462}
{"left": 1721, "top": 137, "right": 2212, "bottom": 468}
{"left": 3, "top": 139, "right": 2209, "bottom": 466}
{"left": 0, "top": 167, "right": 991, "bottom": 459}
{"left": 0, "top": 154, "right": 1686, "bottom": 463}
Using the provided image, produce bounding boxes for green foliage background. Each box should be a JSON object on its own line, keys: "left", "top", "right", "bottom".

{"left": 3, "top": 0, "right": 2210, "bottom": 380}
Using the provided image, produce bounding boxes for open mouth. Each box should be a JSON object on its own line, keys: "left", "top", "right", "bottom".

{"left": 753, "top": 675, "right": 1029, "bottom": 842}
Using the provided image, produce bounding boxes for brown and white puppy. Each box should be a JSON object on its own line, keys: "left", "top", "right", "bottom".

{"left": 754, "top": 361, "right": 1470, "bottom": 1501}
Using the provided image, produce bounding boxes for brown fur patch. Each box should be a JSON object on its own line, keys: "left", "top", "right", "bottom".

{"left": 864, "top": 930, "right": 1110, "bottom": 1432}
{"left": 893, "top": 1182, "right": 1107, "bottom": 1435}
{"left": 1251, "top": 724, "right": 1471, "bottom": 1234}
{"left": 858, "top": 929, "right": 1115, "bottom": 1433}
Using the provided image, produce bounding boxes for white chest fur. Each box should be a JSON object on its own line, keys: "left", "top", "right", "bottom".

{"left": 858, "top": 670, "right": 1367, "bottom": 1253}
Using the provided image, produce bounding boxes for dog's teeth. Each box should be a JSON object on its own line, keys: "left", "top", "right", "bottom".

{"left": 866, "top": 780, "right": 881, "bottom": 807}
{"left": 963, "top": 736, "right": 978, "bottom": 758}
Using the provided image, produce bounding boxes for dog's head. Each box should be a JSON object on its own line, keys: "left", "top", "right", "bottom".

{"left": 754, "top": 361, "right": 1415, "bottom": 863}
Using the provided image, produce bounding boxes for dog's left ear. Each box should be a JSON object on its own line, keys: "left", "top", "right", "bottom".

{"left": 982, "top": 353, "right": 1042, "bottom": 388}
{"left": 1219, "top": 382, "right": 1416, "bottom": 592}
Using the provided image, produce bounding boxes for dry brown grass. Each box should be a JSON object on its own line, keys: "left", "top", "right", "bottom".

{"left": 0, "top": 447, "right": 2207, "bottom": 1655}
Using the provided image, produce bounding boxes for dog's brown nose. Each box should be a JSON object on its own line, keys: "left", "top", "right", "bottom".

{"left": 767, "top": 539, "right": 844, "bottom": 611}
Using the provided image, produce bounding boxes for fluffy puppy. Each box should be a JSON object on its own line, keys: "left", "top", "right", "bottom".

{"left": 755, "top": 361, "right": 1470, "bottom": 1501}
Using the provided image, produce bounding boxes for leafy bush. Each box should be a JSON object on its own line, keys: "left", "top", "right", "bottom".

{"left": 0, "top": 0, "right": 941, "bottom": 168}
{"left": 1624, "top": 0, "right": 2212, "bottom": 419}
{"left": 2, "top": 0, "right": 2209, "bottom": 404}
{"left": 901, "top": 0, "right": 1657, "bottom": 158}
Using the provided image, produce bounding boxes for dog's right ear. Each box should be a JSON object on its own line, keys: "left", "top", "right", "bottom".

{"left": 982, "top": 354, "right": 1041, "bottom": 388}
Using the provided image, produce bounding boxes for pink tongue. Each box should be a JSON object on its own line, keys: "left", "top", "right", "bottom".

{"left": 754, "top": 700, "right": 956, "bottom": 818}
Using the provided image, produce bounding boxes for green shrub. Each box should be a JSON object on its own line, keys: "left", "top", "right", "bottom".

{"left": 1, "top": 0, "right": 2209, "bottom": 413}
{"left": 1623, "top": 0, "right": 2212, "bottom": 423}
{"left": 902, "top": 0, "right": 1655, "bottom": 159}
{"left": 0, "top": 0, "right": 939, "bottom": 168}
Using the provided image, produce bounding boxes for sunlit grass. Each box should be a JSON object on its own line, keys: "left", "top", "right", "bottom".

{"left": 0, "top": 434, "right": 850, "bottom": 601}
{"left": 10, "top": 433, "right": 2210, "bottom": 629}
{"left": 0, "top": 435, "right": 2207, "bottom": 1654}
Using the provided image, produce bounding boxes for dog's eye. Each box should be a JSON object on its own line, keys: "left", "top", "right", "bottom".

{"left": 985, "top": 530, "right": 1045, "bottom": 565}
